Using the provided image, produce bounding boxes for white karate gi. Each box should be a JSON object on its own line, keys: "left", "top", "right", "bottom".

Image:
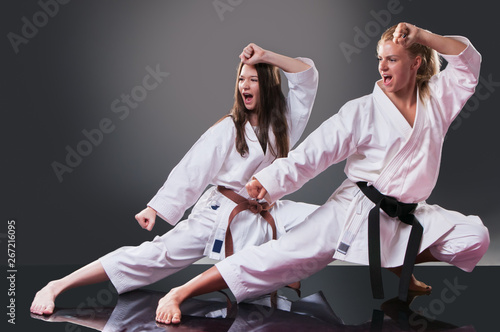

{"left": 216, "top": 37, "right": 490, "bottom": 302}
{"left": 100, "top": 58, "right": 319, "bottom": 294}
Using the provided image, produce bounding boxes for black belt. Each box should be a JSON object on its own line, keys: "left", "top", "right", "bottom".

{"left": 356, "top": 182, "right": 423, "bottom": 301}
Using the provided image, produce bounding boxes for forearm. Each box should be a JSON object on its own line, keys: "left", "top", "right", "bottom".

{"left": 415, "top": 27, "right": 467, "bottom": 55}
{"left": 261, "top": 50, "right": 311, "bottom": 73}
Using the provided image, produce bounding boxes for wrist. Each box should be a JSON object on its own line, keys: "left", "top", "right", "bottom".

{"left": 414, "top": 27, "right": 434, "bottom": 47}
{"left": 260, "top": 49, "right": 275, "bottom": 65}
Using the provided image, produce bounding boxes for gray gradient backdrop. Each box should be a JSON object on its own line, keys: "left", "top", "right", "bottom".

{"left": 2, "top": 0, "right": 499, "bottom": 268}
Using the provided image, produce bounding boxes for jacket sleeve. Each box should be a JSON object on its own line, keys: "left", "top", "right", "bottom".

{"left": 430, "top": 36, "right": 481, "bottom": 130}
{"left": 284, "top": 57, "right": 319, "bottom": 148}
{"left": 255, "top": 103, "right": 359, "bottom": 203}
{"left": 147, "top": 118, "right": 232, "bottom": 225}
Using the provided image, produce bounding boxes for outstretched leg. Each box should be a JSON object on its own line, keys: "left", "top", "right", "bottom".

{"left": 155, "top": 202, "right": 341, "bottom": 324}
{"left": 155, "top": 266, "right": 228, "bottom": 324}
{"left": 30, "top": 260, "right": 109, "bottom": 315}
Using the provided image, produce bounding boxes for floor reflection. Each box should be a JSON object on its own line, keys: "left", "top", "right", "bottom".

{"left": 31, "top": 288, "right": 476, "bottom": 331}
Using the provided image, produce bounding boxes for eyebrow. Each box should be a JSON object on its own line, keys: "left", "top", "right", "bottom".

{"left": 239, "top": 75, "right": 258, "bottom": 78}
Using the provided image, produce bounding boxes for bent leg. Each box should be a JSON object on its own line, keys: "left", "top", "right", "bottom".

{"left": 428, "top": 216, "right": 490, "bottom": 271}
{"left": 217, "top": 201, "right": 341, "bottom": 302}
{"left": 156, "top": 201, "right": 343, "bottom": 324}
{"left": 31, "top": 260, "right": 108, "bottom": 315}
{"left": 391, "top": 215, "right": 490, "bottom": 293}
{"left": 389, "top": 208, "right": 490, "bottom": 293}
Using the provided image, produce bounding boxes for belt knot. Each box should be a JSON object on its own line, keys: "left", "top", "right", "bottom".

{"left": 380, "top": 196, "right": 417, "bottom": 224}
{"left": 217, "top": 186, "right": 277, "bottom": 258}
{"left": 356, "top": 182, "right": 422, "bottom": 302}
{"left": 247, "top": 199, "right": 264, "bottom": 214}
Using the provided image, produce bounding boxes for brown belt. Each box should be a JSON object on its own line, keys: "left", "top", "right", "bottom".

{"left": 217, "top": 185, "right": 277, "bottom": 257}
{"left": 217, "top": 185, "right": 301, "bottom": 297}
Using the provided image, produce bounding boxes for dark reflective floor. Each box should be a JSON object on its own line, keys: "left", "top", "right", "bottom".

{"left": 7, "top": 265, "right": 499, "bottom": 331}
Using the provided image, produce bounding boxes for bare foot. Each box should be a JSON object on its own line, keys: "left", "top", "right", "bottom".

{"left": 155, "top": 288, "right": 183, "bottom": 324}
{"left": 30, "top": 281, "right": 58, "bottom": 315}
{"left": 30, "top": 308, "right": 81, "bottom": 323}
{"left": 388, "top": 267, "right": 432, "bottom": 293}
{"left": 408, "top": 274, "right": 432, "bottom": 292}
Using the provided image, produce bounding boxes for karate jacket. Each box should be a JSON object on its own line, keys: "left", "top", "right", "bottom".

{"left": 255, "top": 37, "right": 483, "bottom": 269}
{"left": 147, "top": 58, "right": 319, "bottom": 259}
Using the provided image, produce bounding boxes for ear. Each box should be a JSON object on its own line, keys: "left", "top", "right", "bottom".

{"left": 411, "top": 55, "right": 422, "bottom": 71}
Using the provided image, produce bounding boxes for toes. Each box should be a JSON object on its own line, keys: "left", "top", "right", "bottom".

{"left": 31, "top": 304, "right": 54, "bottom": 316}
{"left": 156, "top": 312, "right": 170, "bottom": 324}
{"left": 155, "top": 312, "right": 165, "bottom": 324}
{"left": 155, "top": 312, "right": 181, "bottom": 325}
{"left": 417, "top": 281, "right": 432, "bottom": 292}
{"left": 43, "top": 304, "right": 55, "bottom": 315}
{"left": 172, "top": 313, "right": 181, "bottom": 324}
{"left": 30, "top": 304, "right": 43, "bottom": 315}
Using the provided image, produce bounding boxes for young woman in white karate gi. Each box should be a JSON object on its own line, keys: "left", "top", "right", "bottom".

{"left": 30, "top": 44, "right": 320, "bottom": 316}
{"left": 154, "top": 22, "right": 490, "bottom": 324}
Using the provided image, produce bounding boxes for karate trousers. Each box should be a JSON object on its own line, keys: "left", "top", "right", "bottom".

{"left": 99, "top": 188, "right": 319, "bottom": 295}
{"left": 216, "top": 195, "right": 490, "bottom": 303}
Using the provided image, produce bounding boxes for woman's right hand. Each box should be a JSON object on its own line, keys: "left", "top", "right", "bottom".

{"left": 246, "top": 178, "right": 268, "bottom": 200}
{"left": 135, "top": 206, "right": 157, "bottom": 231}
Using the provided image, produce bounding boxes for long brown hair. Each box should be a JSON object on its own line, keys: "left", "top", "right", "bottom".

{"left": 379, "top": 25, "right": 441, "bottom": 102}
{"left": 229, "top": 62, "right": 289, "bottom": 158}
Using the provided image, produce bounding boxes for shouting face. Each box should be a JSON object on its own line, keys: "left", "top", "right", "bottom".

{"left": 238, "top": 64, "right": 260, "bottom": 111}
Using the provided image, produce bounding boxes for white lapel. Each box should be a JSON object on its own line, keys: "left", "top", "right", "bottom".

{"left": 373, "top": 86, "right": 425, "bottom": 193}
{"left": 243, "top": 120, "right": 277, "bottom": 176}
{"left": 373, "top": 81, "right": 413, "bottom": 140}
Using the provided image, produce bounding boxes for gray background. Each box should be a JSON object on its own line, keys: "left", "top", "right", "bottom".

{"left": 2, "top": 0, "right": 499, "bottom": 267}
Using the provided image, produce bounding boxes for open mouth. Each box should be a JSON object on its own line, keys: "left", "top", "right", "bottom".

{"left": 243, "top": 93, "right": 253, "bottom": 104}
{"left": 383, "top": 75, "right": 393, "bottom": 86}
